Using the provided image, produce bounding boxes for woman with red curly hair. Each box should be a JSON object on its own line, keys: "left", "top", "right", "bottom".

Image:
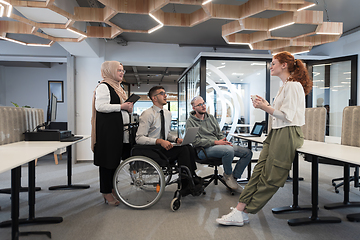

{"left": 217, "top": 51, "right": 312, "bottom": 226}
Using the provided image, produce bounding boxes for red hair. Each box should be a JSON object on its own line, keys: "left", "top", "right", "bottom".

{"left": 274, "top": 51, "right": 313, "bottom": 95}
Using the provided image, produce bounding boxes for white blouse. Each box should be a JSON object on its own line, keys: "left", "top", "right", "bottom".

{"left": 95, "top": 83, "right": 130, "bottom": 142}
{"left": 271, "top": 81, "right": 305, "bottom": 129}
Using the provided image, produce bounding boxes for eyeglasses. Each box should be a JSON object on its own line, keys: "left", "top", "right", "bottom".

{"left": 154, "top": 91, "right": 167, "bottom": 97}
{"left": 195, "top": 102, "right": 206, "bottom": 107}
{"left": 118, "top": 69, "right": 126, "bottom": 74}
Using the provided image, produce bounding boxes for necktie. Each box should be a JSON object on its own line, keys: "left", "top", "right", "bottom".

{"left": 160, "top": 110, "right": 165, "bottom": 140}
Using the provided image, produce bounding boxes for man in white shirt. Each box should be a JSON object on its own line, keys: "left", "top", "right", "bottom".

{"left": 135, "top": 86, "right": 203, "bottom": 196}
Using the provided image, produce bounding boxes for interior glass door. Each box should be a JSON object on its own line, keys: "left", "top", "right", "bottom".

{"left": 312, "top": 61, "right": 352, "bottom": 137}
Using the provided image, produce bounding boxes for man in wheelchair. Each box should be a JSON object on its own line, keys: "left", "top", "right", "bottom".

{"left": 135, "top": 86, "right": 203, "bottom": 196}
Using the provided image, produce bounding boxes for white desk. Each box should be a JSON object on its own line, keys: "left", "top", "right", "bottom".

{"left": 231, "top": 134, "right": 360, "bottom": 225}
{"left": 0, "top": 145, "right": 58, "bottom": 240}
{"left": 288, "top": 140, "right": 360, "bottom": 225}
{"left": 0, "top": 136, "right": 90, "bottom": 239}
{"left": 8, "top": 136, "right": 91, "bottom": 190}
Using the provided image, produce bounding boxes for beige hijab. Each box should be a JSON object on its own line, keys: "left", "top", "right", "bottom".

{"left": 91, "top": 61, "right": 127, "bottom": 152}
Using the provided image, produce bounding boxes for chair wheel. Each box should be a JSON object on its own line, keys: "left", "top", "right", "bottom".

{"left": 202, "top": 191, "right": 206, "bottom": 195}
{"left": 171, "top": 198, "right": 181, "bottom": 211}
{"left": 335, "top": 189, "right": 339, "bottom": 193}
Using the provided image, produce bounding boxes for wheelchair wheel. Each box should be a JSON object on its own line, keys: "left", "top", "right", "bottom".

{"left": 113, "top": 156, "right": 165, "bottom": 209}
{"left": 170, "top": 198, "right": 181, "bottom": 211}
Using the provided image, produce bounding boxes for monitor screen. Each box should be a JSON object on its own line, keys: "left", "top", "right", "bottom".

{"left": 47, "top": 93, "right": 57, "bottom": 125}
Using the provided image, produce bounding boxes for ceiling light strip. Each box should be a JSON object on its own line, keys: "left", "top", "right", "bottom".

{"left": 27, "top": 41, "right": 53, "bottom": 47}
{"left": 297, "top": 3, "right": 316, "bottom": 12}
{"left": 0, "top": 0, "right": 10, "bottom": 6}
{"left": 269, "top": 22, "right": 295, "bottom": 31}
{"left": 7, "top": 4, "right": 11, "bottom": 17}
{"left": 316, "top": 32, "right": 341, "bottom": 35}
{"left": 66, "top": 28, "right": 87, "bottom": 38}
{"left": 149, "top": 13, "right": 163, "bottom": 25}
{"left": 0, "top": 5, "right": 4, "bottom": 18}
{"left": 228, "top": 42, "right": 253, "bottom": 50}
{"left": 202, "top": 0, "right": 212, "bottom": 5}
{"left": 0, "top": 36, "right": 27, "bottom": 46}
{"left": 148, "top": 24, "right": 163, "bottom": 34}
{"left": 148, "top": 13, "right": 164, "bottom": 33}
{"left": 292, "top": 50, "right": 310, "bottom": 55}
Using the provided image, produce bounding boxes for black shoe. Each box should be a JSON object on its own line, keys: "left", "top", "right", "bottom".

{"left": 180, "top": 179, "right": 191, "bottom": 197}
{"left": 193, "top": 175, "right": 204, "bottom": 185}
{"left": 191, "top": 182, "right": 204, "bottom": 196}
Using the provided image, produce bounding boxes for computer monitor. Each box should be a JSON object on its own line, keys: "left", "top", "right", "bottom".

{"left": 47, "top": 93, "right": 57, "bottom": 125}
{"left": 33, "top": 93, "right": 57, "bottom": 131}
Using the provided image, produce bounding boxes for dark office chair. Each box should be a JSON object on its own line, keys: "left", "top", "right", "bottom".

{"left": 194, "top": 147, "right": 235, "bottom": 195}
{"left": 332, "top": 165, "right": 359, "bottom": 193}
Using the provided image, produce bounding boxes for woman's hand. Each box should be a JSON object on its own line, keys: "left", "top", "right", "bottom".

{"left": 121, "top": 102, "right": 134, "bottom": 113}
{"left": 252, "top": 95, "right": 269, "bottom": 109}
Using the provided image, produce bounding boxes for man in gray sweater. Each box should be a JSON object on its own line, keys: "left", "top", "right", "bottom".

{"left": 186, "top": 96, "right": 252, "bottom": 192}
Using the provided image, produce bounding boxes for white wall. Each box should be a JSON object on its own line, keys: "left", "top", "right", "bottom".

{"left": 3, "top": 63, "right": 68, "bottom": 122}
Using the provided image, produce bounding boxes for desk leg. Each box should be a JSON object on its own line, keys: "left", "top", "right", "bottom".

{"left": 272, "top": 153, "right": 312, "bottom": 214}
{"left": 347, "top": 167, "right": 360, "bottom": 222}
{"left": 11, "top": 166, "right": 20, "bottom": 240}
{"left": 0, "top": 168, "right": 41, "bottom": 194}
{"left": 324, "top": 162, "right": 360, "bottom": 210}
{"left": 48, "top": 146, "right": 90, "bottom": 190}
{"left": 288, "top": 155, "right": 341, "bottom": 226}
{"left": 0, "top": 161, "right": 62, "bottom": 232}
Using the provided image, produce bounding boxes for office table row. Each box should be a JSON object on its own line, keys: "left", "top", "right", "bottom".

{"left": 230, "top": 133, "right": 360, "bottom": 226}
{"left": 0, "top": 136, "right": 89, "bottom": 240}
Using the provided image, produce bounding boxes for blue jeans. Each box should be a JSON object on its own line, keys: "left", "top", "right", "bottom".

{"left": 198, "top": 145, "right": 252, "bottom": 179}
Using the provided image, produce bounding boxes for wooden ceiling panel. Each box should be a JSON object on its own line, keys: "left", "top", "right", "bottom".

{"left": 0, "top": 0, "right": 345, "bottom": 54}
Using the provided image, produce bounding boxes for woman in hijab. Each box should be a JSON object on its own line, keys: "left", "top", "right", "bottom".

{"left": 91, "top": 61, "right": 133, "bottom": 206}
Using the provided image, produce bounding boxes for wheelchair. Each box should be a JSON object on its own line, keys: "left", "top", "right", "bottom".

{"left": 112, "top": 123, "right": 201, "bottom": 211}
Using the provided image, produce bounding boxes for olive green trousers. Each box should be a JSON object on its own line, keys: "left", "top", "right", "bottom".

{"left": 238, "top": 126, "right": 304, "bottom": 214}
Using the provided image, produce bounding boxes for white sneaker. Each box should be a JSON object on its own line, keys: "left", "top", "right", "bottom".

{"left": 216, "top": 207, "right": 244, "bottom": 226}
{"left": 223, "top": 173, "right": 238, "bottom": 190}
{"left": 221, "top": 207, "right": 249, "bottom": 224}
{"left": 242, "top": 211, "right": 249, "bottom": 224}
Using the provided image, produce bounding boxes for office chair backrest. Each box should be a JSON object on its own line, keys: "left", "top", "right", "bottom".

{"left": 0, "top": 106, "right": 44, "bottom": 146}
{"left": 301, "top": 107, "right": 326, "bottom": 142}
{"left": 341, "top": 106, "right": 360, "bottom": 147}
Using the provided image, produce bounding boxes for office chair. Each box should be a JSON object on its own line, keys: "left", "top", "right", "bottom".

{"left": 194, "top": 147, "right": 235, "bottom": 195}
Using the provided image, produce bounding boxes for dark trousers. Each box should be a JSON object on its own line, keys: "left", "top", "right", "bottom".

{"left": 99, "top": 167, "right": 116, "bottom": 194}
{"left": 132, "top": 144, "right": 197, "bottom": 175}
{"left": 160, "top": 145, "right": 197, "bottom": 175}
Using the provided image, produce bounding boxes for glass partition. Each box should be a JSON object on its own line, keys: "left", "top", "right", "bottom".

{"left": 187, "top": 61, "right": 200, "bottom": 112}
{"left": 178, "top": 75, "right": 187, "bottom": 138}
{"left": 205, "top": 60, "right": 267, "bottom": 140}
{"left": 312, "top": 61, "right": 352, "bottom": 137}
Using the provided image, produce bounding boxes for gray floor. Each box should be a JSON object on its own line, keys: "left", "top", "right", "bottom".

{"left": 1, "top": 153, "right": 360, "bottom": 240}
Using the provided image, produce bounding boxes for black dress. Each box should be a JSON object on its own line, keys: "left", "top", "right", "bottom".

{"left": 94, "top": 83, "right": 124, "bottom": 169}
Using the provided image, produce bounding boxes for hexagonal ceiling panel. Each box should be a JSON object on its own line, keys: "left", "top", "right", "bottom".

{"left": 0, "top": 0, "right": 353, "bottom": 54}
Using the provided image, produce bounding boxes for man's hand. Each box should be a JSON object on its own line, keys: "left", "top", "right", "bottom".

{"left": 156, "top": 139, "right": 173, "bottom": 150}
{"left": 214, "top": 138, "right": 232, "bottom": 146}
{"left": 176, "top": 138, "right": 183, "bottom": 144}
